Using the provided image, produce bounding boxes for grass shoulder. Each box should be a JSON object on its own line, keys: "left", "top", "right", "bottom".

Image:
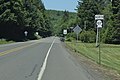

{"left": 0, "top": 39, "right": 14, "bottom": 45}
{"left": 65, "top": 41, "right": 120, "bottom": 75}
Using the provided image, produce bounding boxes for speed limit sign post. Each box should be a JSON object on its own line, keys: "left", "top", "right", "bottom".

{"left": 95, "top": 15, "right": 104, "bottom": 65}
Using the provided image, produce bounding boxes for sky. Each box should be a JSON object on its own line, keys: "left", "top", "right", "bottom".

{"left": 42, "top": 0, "right": 78, "bottom": 12}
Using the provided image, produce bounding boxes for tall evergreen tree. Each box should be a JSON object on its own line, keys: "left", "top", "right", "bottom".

{"left": 111, "top": 0, "right": 120, "bottom": 43}
{"left": 77, "top": 0, "right": 100, "bottom": 30}
{"left": 0, "top": 0, "right": 25, "bottom": 41}
{"left": 101, "top": 1, "right": 113, "bottom": 43}
{"left": 0, "top": 0, "right": 52, "bottom": 41}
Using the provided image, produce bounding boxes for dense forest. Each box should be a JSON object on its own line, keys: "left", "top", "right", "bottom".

{"left": 0, "top": 0, "right": 120, "bottom": 44}
{"left": 0, "top": 0, "right": 52, "bottom": 41}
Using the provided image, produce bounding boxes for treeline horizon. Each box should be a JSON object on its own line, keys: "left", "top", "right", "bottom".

{"left": 0, "top": 0, "right": 120, "bottom": 44}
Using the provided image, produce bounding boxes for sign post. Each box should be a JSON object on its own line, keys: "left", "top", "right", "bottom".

{"left": 73, "top": 25, "right": 82, "bottom": 43}
{"left": 95, "top": 15, "right": 104, "bottom": 65}
{"left": 70, "top": 27, "right": 73, "bottom": 38}
{"left": 24, "top": 31, "right": 28, "bottom": 37}
{"left": 63, "top": 29, "right": 67, "bottom": 41}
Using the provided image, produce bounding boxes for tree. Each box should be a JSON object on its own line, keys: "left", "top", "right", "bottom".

{"left": 101, "top": 1, "right": 114, "bottom": 43}
{"left": 77, "top": 0, "right": 100, "bottom": 30}
{"left": 76, "top": 0, "right": 100, "bottom": 43}
{"left": 0, "top": 0, "right": 52, "bottom": 41}
{"left": 111, "top": 0, "right": 120, "bottom": 44}
{"left": 0, "top": 0, "right": 25, "bottom": 41}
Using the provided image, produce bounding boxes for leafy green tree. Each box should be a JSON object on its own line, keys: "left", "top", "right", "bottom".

{"left": 76, "top": 0, "right": 100, "bottom": 43}
{"left": 77, "top": 0, "right": 100, "bottom": 30}
{"left": 100, "top": 1, "right": 114, "bottom": 43}
{"left": 111, "top": 0, "right": 120, "bottom": 44}
{"left": 80, "top": 30, "right": 96, "bottom": 43}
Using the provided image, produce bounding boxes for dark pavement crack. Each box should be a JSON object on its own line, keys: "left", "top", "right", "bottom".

{"left": 25, "top": 64, "right": 38, "bottom": 78}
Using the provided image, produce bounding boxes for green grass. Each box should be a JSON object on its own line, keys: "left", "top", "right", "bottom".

{"left": 66, "top": 41, "right": 120, "bottom": 73}
{"left": 0, "top": 39, "right": 14, "bottom": 45}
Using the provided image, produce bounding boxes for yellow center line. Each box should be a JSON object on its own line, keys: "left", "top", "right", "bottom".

{"left": 0, "top": 41, "right": 41, "bottom": 56}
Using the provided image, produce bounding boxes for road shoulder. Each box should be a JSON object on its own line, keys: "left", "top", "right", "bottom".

{"left": 63, "top": 42, "right": 120, "bottom": 80}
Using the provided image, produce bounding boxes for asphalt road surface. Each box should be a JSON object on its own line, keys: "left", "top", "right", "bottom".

{"left": 0, "top": 37, "right": 105, "bottom": 80}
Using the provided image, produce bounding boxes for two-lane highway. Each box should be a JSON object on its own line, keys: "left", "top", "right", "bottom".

{"left": 0, "top": 37, "right": 54, "bottom": 80}
{"left": 41, "top": 37, "right": 97, "bottom": 80}
{"left": 0, "top": 37, "right": 105, "bottom": 80}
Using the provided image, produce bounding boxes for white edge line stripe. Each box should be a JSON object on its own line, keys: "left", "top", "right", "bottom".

{"left": 37, "top": 38, "right": 56, "bottom": 80}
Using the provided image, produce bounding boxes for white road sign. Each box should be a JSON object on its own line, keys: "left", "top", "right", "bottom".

{"left": 63, "top": 29, "right": 67, "bottom": 35}
{"left": 97, "top": 20, "right": 102, "bottom": 28}
{"left": 36, "top": 32, "right": 39, "bottom": 35}
{"left": 97, "top": 20, "right": 102, "bottom": 25}
{"left": 24, "top": 31, "right": 28, "bottom": 36}
{"left": 95, "top": 15, "right": 104, "bottom": 20}
{"left": 73, "top": 25, "right": 82, "bottom": 34}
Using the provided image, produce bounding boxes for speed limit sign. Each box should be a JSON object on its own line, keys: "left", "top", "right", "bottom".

{"left": 96, "top": 20, "right": 102, "bottom": 28}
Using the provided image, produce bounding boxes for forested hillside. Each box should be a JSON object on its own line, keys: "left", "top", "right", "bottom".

{"left": 0, "top": 0, "right": 52, "bottom": 41}
{"left": 46, "top": 10, "right": 77, "bottom": 35}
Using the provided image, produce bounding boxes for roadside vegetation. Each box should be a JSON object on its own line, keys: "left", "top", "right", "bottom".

{"left": 66, "top": 41, "right": 120, "bottom": 74}
{"left": 0, "top": 39, "right": 14, "bottom": 44}
{"left": 0, "top": 0, "right": 52, "bottom": 41}
{"left": 52, "top": 0, "right": 120, "bottom": 44}
{"left": 62, "top": 0, "right": 120, "bottom": 76}
{"left": 76, "top": 0, "right": 120, "bottom": 44}
{"left": 46, "top": 10, "right": 77, "bottom": 36}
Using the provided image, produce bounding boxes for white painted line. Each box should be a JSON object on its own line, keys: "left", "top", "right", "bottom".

{"left": 37, "top": 38, "right": 56, "bottom": 80}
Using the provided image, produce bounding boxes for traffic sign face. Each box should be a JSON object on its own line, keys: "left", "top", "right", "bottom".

{"left": 97, "top": 20, "right": 102, "bottom": 25}
{"left": 63, "top": 30, "right": 67, "bottom": 35}
{"left": 36, "top": 32, "right": 39, "bottom": 35}
{"left": 97, "top": 20, "right": 102, "bottom": 28}
{"left": 73, "top": 25, "right": 82, "bottom": 34}
{"left": 24, "top": 31, "right": 28, "bottom": 36}
{"left": 95, "top": 15, "right": 104, "bottom": 20}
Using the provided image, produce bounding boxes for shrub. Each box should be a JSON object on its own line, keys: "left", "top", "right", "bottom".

{"left": 80, "top": 30, "right": 96, "bottom": 43}
{"left": 66, "top": 33, "right": 76, "bottom": 42}
{"left": 66, "top": 37, "right": 75, "bottom": 42}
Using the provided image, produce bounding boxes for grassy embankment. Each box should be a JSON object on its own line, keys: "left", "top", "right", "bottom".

{"left": 66, "top": 41, "right": 120, "bottom": 73}
{"left": 0, "top": 39, "right": 14, "bottom": 45}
